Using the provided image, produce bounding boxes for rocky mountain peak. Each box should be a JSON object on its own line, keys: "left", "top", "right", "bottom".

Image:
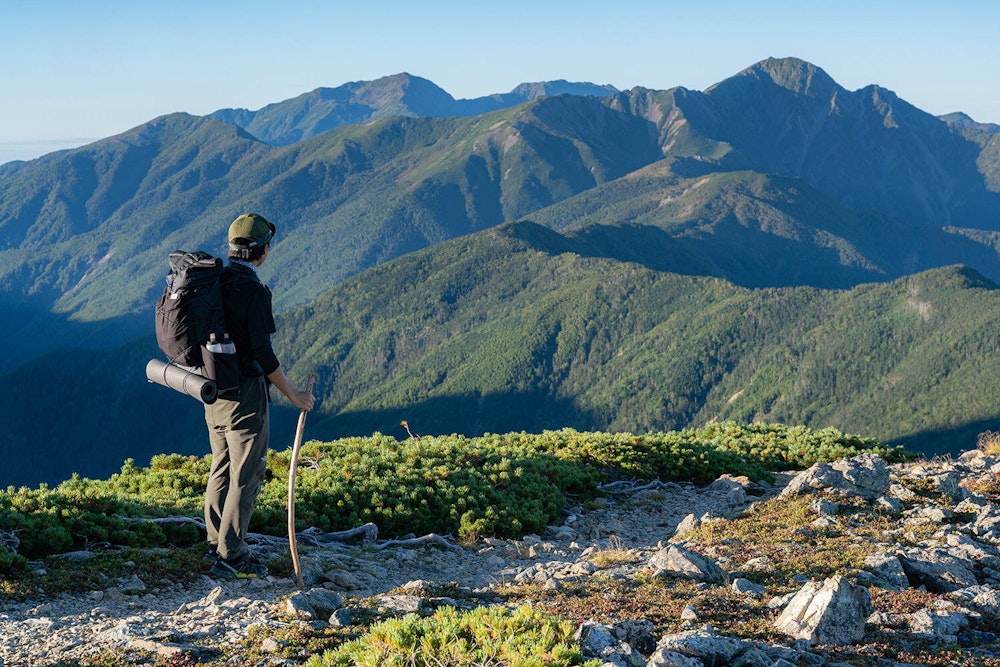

{"left": 508, "top": 79, "right": 618, "bottom": 99}
{"left": 742, "top": 56, "right": 842, "bottom": 99}
{"left": 349, "top": 72, "right": 457, "bottom": 114}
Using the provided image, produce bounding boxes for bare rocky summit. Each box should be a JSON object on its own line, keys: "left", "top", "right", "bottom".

{"left": 3, "top": 448, "right": 1000, "bottom": 666}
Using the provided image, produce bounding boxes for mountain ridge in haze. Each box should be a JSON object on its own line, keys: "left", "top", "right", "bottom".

{"left": 208, "top": 73, "right": 619, "bottom": 145}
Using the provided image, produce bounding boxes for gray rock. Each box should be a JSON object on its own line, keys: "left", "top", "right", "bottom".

{"left": 925, "top": 470, "right": 965, "bottom": 500}
{"left": 376, "top": 594, "right": 424, "bottom": 614}
{"left": 117, "top": 575, "right": 146, "bottom": 593}
{"left": 954, "top": 496, "right": 989, "bottom": 513}
{"left": 575, "top": 620, "right": 618, "bottom": 654}
{"left": 323, "top": 569, "right": 364, "bottom": 591}
{"left": 329, "top": 607, "right": 353, "bottom": 627}
{"left": 907, "top": 609, "right": 967, "bottom": 641}
{"left": 767, "top": 592, "right": 795, "bottom": 609}
{"left": 653, "top": 629, "right": 747, "bottom": 667}
{"left": 972, "top": 507, "right": 1000, "bottom": 540}
{"left": 810, "top": 499, "right": 839, "bottom": 517}
{"left": 971, "top": 587, "right": 1000, "bottom": 614}
{"left": 959, "top": 449, "right": 987, "bottom": 463}
{"left": 708, "top": 476, "right": 747, "bottom": 507}
{"left": 284, "top": 592, "right": 316, "bottom": 620}
{"left": 949, "top": 585, "right": 1000, "bottom": 614}
{"left": 898, "top": 548, "right": 979, "bottom": 593}
{"left": 612, "top": 619, "right": 656, "bottom": 655}
{"left": 607, "top": 643, "right": 646, "bottom": 667}
{"left": 52, "top": 550, "right": 96, "bottom": 562}
{"left": 571, "top": 560, "right": 599, "bottom": 575}
{"left": 874, "top": 496, "right": 902, "bottom": 513}
{"left": 761, "top": 644, "right": 822, "bottom": 665}
{"left": 551, "top": 526, "right": 577, "bottom": 540}
{"left": 778, "top": 642, "right": 825, "bottom": 663}
{"left": 680, "top": 604, "right": 699, "bottom": 621}
{"left": 780, "top": 454, "right": 889, "bottom": 500}
{"left": 773, "top": 575, "right": 872, "bottom": 645}
{"left": 128, "top": 638, "right": 200, "bottom": 659}
{"left": 303, "top": 588, "right": 343, "bottom": 617}
{"left": 887, "top": 483, "right": 918, "bottom": 501}
{"left": 648, "top": 545, "right": 725, "bottom": 583}
{"left": 917, "top": 506, "right": 952, "bottom": 523}
{"left": 829, "top": 453, "right": 891, "bottom": 498}
{"left": 730, "top": 647, "right": 771, "bottom": 667}
{"left": 298, "top": 557, "right": 326, "bottom": 587}
{"left": 672, "top": 514, "right": 701, "bottom": 539}
{"left": 862, "top": 552, "right": 910, "bottom": 590}
{"left": 575, "top": 621, "right": 644, "bottom": 667}
{"left": 646, "top": 649, "right": 703, "bottom": 667}
{"left": 946, "top": 533, "right": 998, "bottom": 560}
{"left": 514, "top": 563, "right": 549, "bottom": 584}
{"left": 731, "top": 578, "right": 766, "bottom": 597}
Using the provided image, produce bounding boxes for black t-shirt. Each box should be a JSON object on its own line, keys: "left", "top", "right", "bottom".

{"left": 219, "top": 263, "right": 279, "bottom": 377}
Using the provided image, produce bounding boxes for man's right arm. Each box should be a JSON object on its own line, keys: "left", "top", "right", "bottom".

{"left": 267, "top": 366, "right": 315, "bottom": 411}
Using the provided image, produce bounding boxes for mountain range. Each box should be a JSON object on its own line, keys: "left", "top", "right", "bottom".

{"left": 2, "top": 57, "right": 1000, "bottom": 486}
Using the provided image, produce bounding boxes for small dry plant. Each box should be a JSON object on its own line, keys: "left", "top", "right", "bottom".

{"left": 978, "top": 430, "right": 1000, "bottom": 457}
{"left": 589, "top": 535, "right": 641, "bottom": 568}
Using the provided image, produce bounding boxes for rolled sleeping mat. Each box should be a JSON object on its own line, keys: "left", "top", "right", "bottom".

{"left": 145, "top": 358, "right": 218, "bottom": 404}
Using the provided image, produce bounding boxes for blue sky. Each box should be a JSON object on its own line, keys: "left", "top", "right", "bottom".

{"left": 2, "top": 0, "right": 998, "bottom": 165}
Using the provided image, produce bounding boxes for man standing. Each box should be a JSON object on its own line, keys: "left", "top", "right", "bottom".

{"left": 204, "top": 212, "right": 315, "bottom": 580}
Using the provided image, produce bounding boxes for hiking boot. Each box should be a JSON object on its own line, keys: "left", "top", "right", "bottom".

{"left": 203, "top": 546, "right": 219, "bottom": 563}
{"left": 210, "top": 554, "right": 268, "bottom": 580}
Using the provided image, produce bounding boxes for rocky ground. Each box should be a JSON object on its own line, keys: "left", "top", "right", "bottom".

{"left": 2, "top": 449, "right": 1000, "bottom": 666}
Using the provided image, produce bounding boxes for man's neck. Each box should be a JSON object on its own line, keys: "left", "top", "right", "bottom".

{"left": 230, "top": 258, "right": 258, "bottom": 274}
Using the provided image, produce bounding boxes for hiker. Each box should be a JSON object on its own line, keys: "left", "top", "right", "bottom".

{"left": 204, "top": 212, "right": 315, "bottom": 580}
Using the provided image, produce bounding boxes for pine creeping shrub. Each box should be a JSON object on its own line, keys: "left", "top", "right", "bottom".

{"left": 691, "top": 421, "right": 911, "bottom": 470}
{"left": 260, "top": 433, "right": 600, "bottom": 541}
{"left": 306, "top": 603, "right": 601, "bottom": 667}
{"left": 519, "top": 429, "right": 772, "bottom": 484}
{"left": 0, "top": 548, "right": 27, "bottom": 575}
{"left": 1, "top": 423, "right": 903, "bottom": 559}
{"left": 507, "top": 422, "right": 907, "bottom": 485}
{"left": 0, "top": 474, "right": 201, "bottom": 559}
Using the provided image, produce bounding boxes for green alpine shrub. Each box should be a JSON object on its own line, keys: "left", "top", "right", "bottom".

{"left": 306, "top": 603, "right": 601, "bottom": 667}
{"left": 0, "top": 423, "right": 904, "bottom": 558}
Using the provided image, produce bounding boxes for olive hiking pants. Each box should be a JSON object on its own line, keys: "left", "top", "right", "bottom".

{"left": 203, "top": 375, "right": 269, "bottom": 561}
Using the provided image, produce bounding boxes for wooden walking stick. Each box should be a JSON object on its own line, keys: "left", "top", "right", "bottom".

{"left": 287, "top": 373, "right": 315, "bottom": 589}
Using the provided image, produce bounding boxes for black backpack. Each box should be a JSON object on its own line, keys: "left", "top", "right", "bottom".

{"left": 154, "top": 251, "right": 239, "bottom": 395}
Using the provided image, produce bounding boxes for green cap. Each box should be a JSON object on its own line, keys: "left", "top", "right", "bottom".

{"left": 228, "top": 213, "right": 275, "bottom": 249}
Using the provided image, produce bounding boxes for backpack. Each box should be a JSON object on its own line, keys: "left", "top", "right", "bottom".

{"left": 154, "top": 251, "right": 239, "bottom": 396}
